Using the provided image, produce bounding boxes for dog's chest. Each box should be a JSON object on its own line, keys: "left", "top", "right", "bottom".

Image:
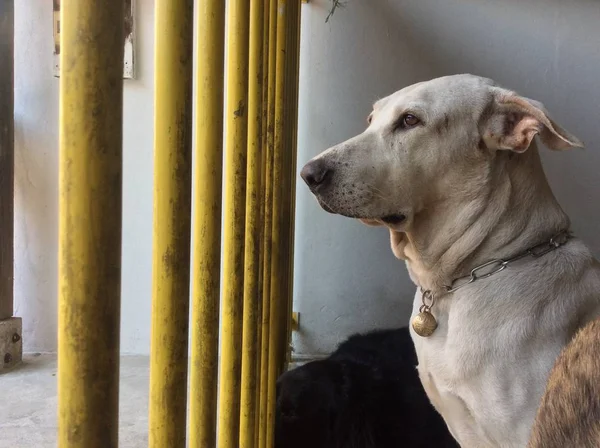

{"left": 409, "top": 288, "right": 559, "bottom": 448}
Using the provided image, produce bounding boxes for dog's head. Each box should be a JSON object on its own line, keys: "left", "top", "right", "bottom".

{"left": 275, "top": 360, "right": 343, "bottom": 448}
{"left": 300, "top": 74, "right": 583, "bottom": 231}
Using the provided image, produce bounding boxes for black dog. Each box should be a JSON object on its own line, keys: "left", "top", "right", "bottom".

{"left": 275, "top": 327, "right": 459, "bottom": 448}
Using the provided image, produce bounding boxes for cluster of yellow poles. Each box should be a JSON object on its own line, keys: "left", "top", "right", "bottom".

{"left": 58, "top": 0, "right": 301, "bottom": 447}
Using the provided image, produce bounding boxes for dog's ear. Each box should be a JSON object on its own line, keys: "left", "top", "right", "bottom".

{"left": 481, "top": 89, "right": 584, "bottom": 153}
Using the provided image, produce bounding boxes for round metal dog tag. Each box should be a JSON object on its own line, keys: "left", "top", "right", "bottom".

{"left": 412, "top": 309, "right": 438, "bottom": 337}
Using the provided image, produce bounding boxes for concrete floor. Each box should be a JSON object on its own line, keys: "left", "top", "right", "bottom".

{"left": 0, "top": 354, "right": 150, "bottom": 448}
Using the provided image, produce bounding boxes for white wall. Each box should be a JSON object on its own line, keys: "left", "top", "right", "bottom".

{"left": 14, "top": 2, "right": 58, "bottom": 352}
{"left": 15, "top": 1, "right": 156, "bottom": 354}
{"left": 292, "top": 0, "right": 600, "bottom": 357}
{"left": 292, "top": 0, "right": 437, "bottom": 358}
{"left": 13, "top": 0, "right": 600, "bottom": 355}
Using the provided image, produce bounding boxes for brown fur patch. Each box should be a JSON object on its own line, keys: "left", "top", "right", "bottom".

{"left": 528, "top": 317, "right": 600, "bottom": 447}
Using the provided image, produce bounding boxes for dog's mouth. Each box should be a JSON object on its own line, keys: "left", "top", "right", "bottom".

{"left": 314, "top": 195, "right": 407, "bottom": 225}
{"left": 380, "top": 214, "right": 407, "bottom": 225}
{"left": 317, "top": 200, "right": 407, "bottom": 226}
{"left": 317, "top": 199, "right": 335, "bottom": 213}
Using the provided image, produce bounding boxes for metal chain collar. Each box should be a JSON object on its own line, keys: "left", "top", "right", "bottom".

{"left": 420, "top": 229, "right": 571, "bottom": 311}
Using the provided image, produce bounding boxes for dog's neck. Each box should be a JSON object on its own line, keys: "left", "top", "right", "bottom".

{"left": 394, "top": 143, "right": 570, "bottom": 293}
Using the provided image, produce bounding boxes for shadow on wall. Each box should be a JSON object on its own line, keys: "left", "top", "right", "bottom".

{"left": 293, "top": 0, "right": 600, "bottom": 358}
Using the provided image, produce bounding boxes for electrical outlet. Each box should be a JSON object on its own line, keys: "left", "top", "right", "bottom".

{"left": 292, "top": 312, "right": 300, "bottom": 331}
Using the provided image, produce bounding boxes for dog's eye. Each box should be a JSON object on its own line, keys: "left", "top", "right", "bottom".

{"left": 399, "top": 113, "right": 420, "bottom": 128}
{"left": 367, "top": 114, "right": 373, "bottom": 125}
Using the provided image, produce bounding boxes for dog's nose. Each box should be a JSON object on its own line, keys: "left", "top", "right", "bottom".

{"left": 300, "top": 159, "right": 331, "bottom": 189}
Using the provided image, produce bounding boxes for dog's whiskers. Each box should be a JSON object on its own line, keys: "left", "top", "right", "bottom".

{"left": 366, "top": 184, "right": 393, "bottom": 204}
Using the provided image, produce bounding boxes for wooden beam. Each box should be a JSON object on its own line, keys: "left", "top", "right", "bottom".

{"left": 0, "top": 0, "right": 14, "bottom": 321}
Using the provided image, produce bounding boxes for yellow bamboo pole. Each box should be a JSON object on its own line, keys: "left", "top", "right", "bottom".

{"left": 254, "top": 0, "right": 271, "bottom": 443}
{"left": 283, "top": 0, "right": 302, "bottom": 372}
{"left": 148, "top": 1, "right": 194, "bottom": 447}
{"left": 278, "top": 4, "right": 291, "bottom": 372}
{"left": 217, "top": 0, "right": 250, "bottom": 445}
{"left": 57, "top": 1, "right": 124, "bottom": 447}
{"left": 279, "top": 0, "right": 295, "bottom": 372}
{"left": 257, "top": 0, "right": 278, "bottom": 445}
{"left": 239, "top": 0, "right": 265, "bottom": 445}
{"left": 265, "top": 1, "right": 290, "bottom": 446}
{"left": 188, "top": 0, "right": 225, "bottom": 446}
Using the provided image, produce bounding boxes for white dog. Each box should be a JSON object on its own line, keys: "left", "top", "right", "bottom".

{"left": 300, "top": 74, "right": 600, "bottom": 447}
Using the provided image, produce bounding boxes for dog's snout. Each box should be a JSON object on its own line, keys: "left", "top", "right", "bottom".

{"left": 301, "top": 159, "right": 331, "bottom": 190}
